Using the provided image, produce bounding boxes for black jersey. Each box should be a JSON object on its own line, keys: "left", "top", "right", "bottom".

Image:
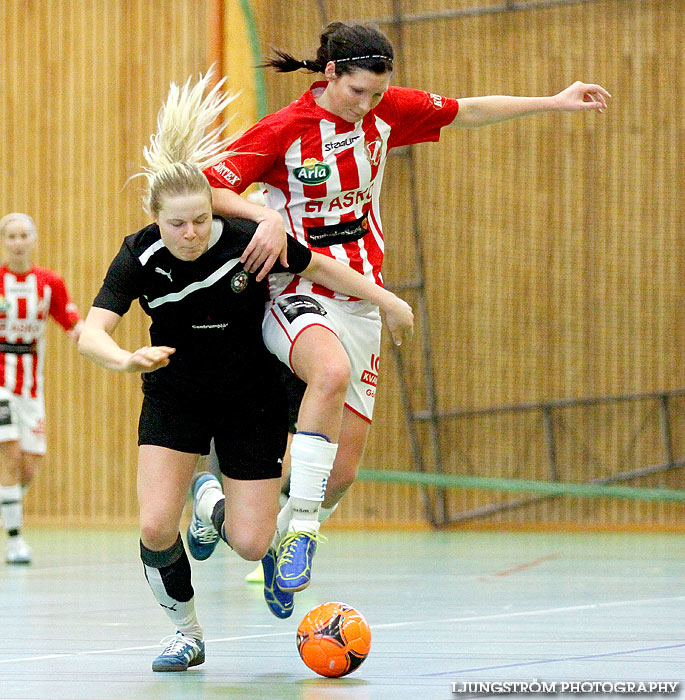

{"left": 92, "top": 216, "right": 312, "bottom": 399}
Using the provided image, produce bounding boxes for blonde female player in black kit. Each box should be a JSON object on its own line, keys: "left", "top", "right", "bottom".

{"left": 77, "top": 71, "right": 413, "bottom": 673}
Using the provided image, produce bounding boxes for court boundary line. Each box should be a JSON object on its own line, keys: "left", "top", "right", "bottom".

{"left": 426, "top": 642, "right": 685, "bottom": 676}
{"left": 3, "top": 594, "right": 682, "bottom": 666}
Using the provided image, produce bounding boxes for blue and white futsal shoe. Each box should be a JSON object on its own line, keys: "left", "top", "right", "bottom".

{"left": 152, "top": 632, "right": 205, "bottom": 672}
{"left": 275, "top": 529, "right": 326, "bottom": 592}
{"left": 186, "top": 471, "right": 222, "bottom": 561}
{"left": 261, "top": 547, "right": 294, "bottom": 618}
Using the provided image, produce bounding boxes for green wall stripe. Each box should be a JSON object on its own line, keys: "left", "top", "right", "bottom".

{"left": 356, "top": 469, "right": 685, "bottom": 503}
{"left": 238, "top": 0, "right": 267, "bottom": 118}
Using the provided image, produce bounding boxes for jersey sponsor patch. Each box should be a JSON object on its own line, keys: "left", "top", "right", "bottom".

{"left": 429, "top": 93, "right": 445, "bottom": 109}
{"left": 0, "top": 320, "right": 42, "bottom": 335}
{"left": 305, "top": 212, "right": 370, "bottom": 248}
{"left": 361, "top": 352, "right": 380, "bottom": 387}
{"left": 0, "top": 400, "right": 11, "bottom": 426}
{"left": 0, "top": 341, "right": 37, "bottom": 354}
{"left": 294, "top": 159, "right": 331, "bottom": 184}
{"left": 324, "top": 134, "right": 361, "bottom": 153}
{"left": 361, "top": 369, "right": 377, "bottom": 387}
{"left": 213, "top": 161, "right": 241, "bottom": 187}
{"left": 277, "top": 295, "right": 327, "bottom": 323}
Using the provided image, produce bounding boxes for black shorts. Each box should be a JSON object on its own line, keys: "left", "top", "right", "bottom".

{"left": 279, "top": 364, "right": 306, "bottom": 433}
{"left": 138, "top": 383, "right": 288, "bottom": 481}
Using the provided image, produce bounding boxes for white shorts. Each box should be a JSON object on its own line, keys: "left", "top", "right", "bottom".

{"left": 0, "top": 387, "right": 47, "bottom": 454}
{"left": 263, "top": 294, "right": 382, "bottom": 422}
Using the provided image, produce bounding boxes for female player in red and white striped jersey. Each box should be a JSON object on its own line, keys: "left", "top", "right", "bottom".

{"left": 204, "top": 21, "right": 611, "bottom": 608}
{"left": 0, "top": 213, "right": 82, "bottom": 564}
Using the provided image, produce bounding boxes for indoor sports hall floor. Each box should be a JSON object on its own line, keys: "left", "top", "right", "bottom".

{"left": 1, "top": 528, "right": 683, "bottom": 700}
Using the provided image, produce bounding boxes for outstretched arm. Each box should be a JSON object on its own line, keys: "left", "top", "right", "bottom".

{"left": 451, "top": 81, "right": 611, "bottom": 128}
{"left": 78, "top": 307, "right": 175, "bottom": 373}
{"left": 301, "top": 253, "right": 414, "bottom": 346}
{"left": 211, "top": 187, "right": 288, "bottom": 281}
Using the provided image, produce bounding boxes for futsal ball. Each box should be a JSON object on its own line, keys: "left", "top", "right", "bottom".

{"left": 296, "top": 601, "right": 372, "bottom": 677}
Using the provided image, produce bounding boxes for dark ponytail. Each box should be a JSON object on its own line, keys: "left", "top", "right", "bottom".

{"left": 261, "top": 48, "right": 324, "bottom": 74}
{"left": 263, "top": 21, "right": 394, "bottom": 76}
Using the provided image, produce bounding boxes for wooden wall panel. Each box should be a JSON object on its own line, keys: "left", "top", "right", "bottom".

{"left": 1, "top": 0, "right": 682, "bottom": 529}
{"left": 1, "top": 0, "right": 208, "bottom": 525}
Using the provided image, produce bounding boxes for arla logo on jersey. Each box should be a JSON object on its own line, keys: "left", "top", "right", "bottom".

{"left": 294, "top": 158, "right": 331, "bottom": 184}
{"left": 0, "top": 296, "right": 9, "bottom": 314}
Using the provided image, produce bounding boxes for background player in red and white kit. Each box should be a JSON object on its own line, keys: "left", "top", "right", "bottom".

{"left": 0, "top": 213, "right": 82, "bottom": 564}
{"left": 204, "top": 21, "right": 611, "bottom": 610}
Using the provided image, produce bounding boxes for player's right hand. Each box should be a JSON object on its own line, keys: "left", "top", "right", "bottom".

{"left": 383, "top": 297, "right": 414, "bottom": 346}
{"left": 242, "top": 208, "right": 289, "bottom": 282}
{"left": 125, "top": 346, "right": 176, "bottom": 373}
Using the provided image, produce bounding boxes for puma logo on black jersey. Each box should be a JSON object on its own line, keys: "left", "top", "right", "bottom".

{"left": 155, "top": 267, "right": 173, "bottom": 282}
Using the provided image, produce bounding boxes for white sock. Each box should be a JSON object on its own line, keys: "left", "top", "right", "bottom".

{"left": 140, "top": 538, "right": 203, "bottom": 641}
{"left": 271, "top": 499, "right": 293, "bottom": 550}
{"left": 287, "top": 432, "right": 337, "bottom": 533}
{"left": 0, "top": 484, "right": 23, "bottom": 532}
{"left": 318, "top": 502, "right": 339, "bottom": 524}
{"left": 144, "top": 564, "right": 203, "bottom": 640}
{"left": 197, "top": 488, "right": 223, "bottom": 527}
{"left": 288, "top": 504, "right": 322, "bottom": 535}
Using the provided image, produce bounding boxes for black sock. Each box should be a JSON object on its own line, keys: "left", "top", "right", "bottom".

{"left": 140, "top": 535, "right": 194, "bottom": 602}
{"left": 211, "top": 500, "right": 230, "bottom": 546}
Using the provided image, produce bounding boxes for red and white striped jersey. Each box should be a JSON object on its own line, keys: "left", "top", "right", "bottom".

{"left": 205, "top": 83, "right": 459, "bottom": 302}
{"left": 0, "top": 266, "right": 81, "bottom": 398}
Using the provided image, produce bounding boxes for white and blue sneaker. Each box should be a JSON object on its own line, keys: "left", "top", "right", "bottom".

{"left": 6, "top": 535, "right": 31, "bottom": 565}
{"left": 152, "top": 632, "right": 205, "bottom": 672}
{"left": 261, "top": 548, "right": 294, "bottom": 619}
{"left": 186, "top": 472, "right": 222, "bottom": 561}
{"left": 275, "top": 529, "right": 326, "bottom": 592}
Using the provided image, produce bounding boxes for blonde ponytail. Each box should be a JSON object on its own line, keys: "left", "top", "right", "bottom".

{"left": 135, "top": 68, "right": 239, "bottom": 215}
